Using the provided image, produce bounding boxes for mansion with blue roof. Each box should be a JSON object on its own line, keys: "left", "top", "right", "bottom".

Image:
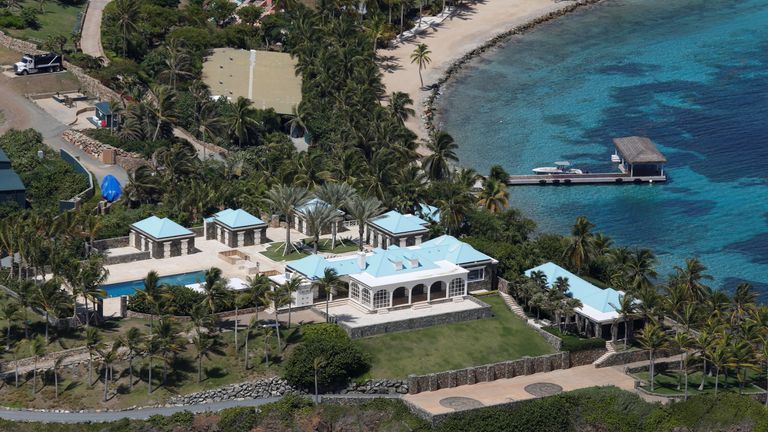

{"left": 272, "top": 235, "right": 498, "bottom": 312}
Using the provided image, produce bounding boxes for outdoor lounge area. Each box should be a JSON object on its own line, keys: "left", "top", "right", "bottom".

{"left": 129, "top": 215, "right": 197, "bottom": 259}
{"left": 613, "top": 136, "right": 667, "bottom": 177}
{"left": 525, "top": 262, "right": 636, "bottom": 339}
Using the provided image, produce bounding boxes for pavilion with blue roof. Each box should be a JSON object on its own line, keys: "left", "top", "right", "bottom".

{"left": 292, "top": 198, "right": 344, "bottom": 236}
{"left": 366, "top": 210, "right": 430, "bottom": 250}
{"left": 272, "top": 235, "right": 498, "bottom": 311}
{"left": 205, "top": 208, "right": 267, "bottom": 247}
{"left": 130, "top": 215, "right": 196, "bottom": 258}
{"left": 525, "top": 262, "right": 634, "bottom": 339}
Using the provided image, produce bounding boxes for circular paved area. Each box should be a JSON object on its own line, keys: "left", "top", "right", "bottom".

{"left": 524, "top": 382, "right": 563, "bottom": 397}
{"left": 439, "top": 396, "right": 484, "bottom": 411}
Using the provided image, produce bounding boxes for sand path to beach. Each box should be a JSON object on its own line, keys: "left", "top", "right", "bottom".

{"left": 380, "top": 0, "right": 569, "bottom": 143}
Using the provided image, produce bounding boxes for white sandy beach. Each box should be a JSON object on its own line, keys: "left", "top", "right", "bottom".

{"left": 380, "top": 0, "right": 575, "bottom": 143}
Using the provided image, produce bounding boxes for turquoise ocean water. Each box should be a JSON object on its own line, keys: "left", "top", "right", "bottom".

{"left": 438, "top": 0, "right": 768, "bottom": 297}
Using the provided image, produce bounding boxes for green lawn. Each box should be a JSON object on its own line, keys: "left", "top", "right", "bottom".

{"left": 355, "top": 295, "right": 556, "bottom": 379}
{"left": 5, "top": 0, "right": 84, "bottom": 49}
{"left": 261, "top": 239, "right": 360, "bottom": 262}
{"left": 633, "top": 369, "right": 766, "bottom": 396}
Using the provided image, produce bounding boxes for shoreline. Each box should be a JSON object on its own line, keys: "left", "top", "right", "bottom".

{"left": 379, "top": 0, "right": 605, "bottom": 152}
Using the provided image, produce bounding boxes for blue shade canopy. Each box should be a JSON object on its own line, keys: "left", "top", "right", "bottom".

{"left": 100, "top": 175, "right": 122, "bottom": 202}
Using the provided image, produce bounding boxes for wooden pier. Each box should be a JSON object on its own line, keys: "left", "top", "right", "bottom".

{"left": 506, "top": 172, "right": 666, "bottom": 185}
{"left": 506, "top": 136, "right": 668, "bottom": 186}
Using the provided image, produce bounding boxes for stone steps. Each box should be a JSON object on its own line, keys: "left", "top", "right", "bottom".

{"left": 499, "top": 292, "right": 527, "bottom": 319}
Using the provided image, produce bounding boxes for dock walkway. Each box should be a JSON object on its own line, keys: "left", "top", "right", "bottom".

{"left": 506, "top": 172, "right": 666, "bottom": 185}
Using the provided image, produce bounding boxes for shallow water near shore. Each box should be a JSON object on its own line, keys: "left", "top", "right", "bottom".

{"left": 439, "top": 0, "right": 768, "bottom": 297}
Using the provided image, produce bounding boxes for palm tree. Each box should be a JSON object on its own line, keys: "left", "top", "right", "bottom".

{"left": 27, "top": 336, "right": 46, "bottom": 395}
{"left": 34, "top": 279, "right": 69, "bottom": 342}
{"left": 389, "top": 92, "right": 415, "bottom": 125}
{"left": 148, "top": 84, "right": 178, "bottom": 142}
{"left": 243, "top": 314, "right": 261, "bottom": 369}
{"left": 263, "top": 185, "right": 311, "bottom": 256}
{"left": 609, "top": 293, "right": 637, "bottom": 350}
{"left": 759, "top": 336, "right": 768, "bottom": 406}
{"left": 154, "top": 318, "right": 184, "bottom": 387}
{"left": 281, "top": 275, "right": 304, "bottom": 328}
{"left": 637, "top": 321, "right": 667, "bottom": 392}
{"left": 315, "top": 182, "right": 355, "bottom": 250}
{"left": 135, "top": 271, "right": 168, "bottom": 336}
{"left": 193, "top": 332, "right": 224, "bottom": 383}
{"left": 423, "top": 131, "right": 458, "bottom": 181}
{"left": 563, "top": 216, "right": 595, "bottom": 274}
{"left": 100, "top": 342, "right": 121, "bottom": 402}
{"left": 364, "top": 15, "right": 387, "bottom": 53}
{"left": 345, "top": 194, "right": 383, "bottom": 251}
{"left": 625, "top": 248, "right": 658, "bottom": 292}
{"left": 410, "top": 43, "right": 431, "bottom": 88}
{"left": 200, "top": 267, "right": 228, "bottom": 314}
{"left": 225, "top": 97, "right": 263, "bottom": 147}
{"left": 477, "top": 178, "right": 509, "bottom": 213}
{"left": 112, "top": 0, "right": 139, "bottom": 57}
{"left": 437, "top": 191, "right": 472, "bottom": 235}
{"left": 316, "top": 268, "right": 342, "bottom": 321}
{"left": 121, "top": 327, "right": 144, "bottom": 392}
{"left": 144, "top": 337, "right": 160, "bottom": 394}
{"left": 706, "top": 335, "right": 730, "bottom": 396}
{"left": 15, "top": 281, "right": 34, "bottom": 338}
{"left": 85, "top": 327, "right": 103, "bottom": 386}
{"left": 158, "top": 38, "right": 194, "bottom": 91}
{"left": 671, "top": 331, "right": 691, "bottom": 397}
{"left": 52, "top": 354, "right": 69, "bottom": 399}
{"left": 313, "top": 356, "right": 326, "bottom": 403}
{"left": 673, "top": 257, "right": 713, "bottom": 302}
{"left": 238, "top": 275, "right": 270, "bottom": 353}
{"left": 0, "top": 299, "right": 21, "bottom": 350}
{"left": 303, "top": 202, "right": 337, "bottom": 254}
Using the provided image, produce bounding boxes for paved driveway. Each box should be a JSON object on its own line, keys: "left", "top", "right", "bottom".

{"left": 80, "top": 0, "right": 112, "bottom": 60}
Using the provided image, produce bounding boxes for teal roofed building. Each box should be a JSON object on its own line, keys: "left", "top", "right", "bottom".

{"left": 129, "top": 215, "right": 196, "bottom": 258}
{"left": 292, "top": 198, "right": 344, "bottom": 237}
{"left": 0, "top": 148, "right": 26, "bottom": 208}
{"left": 366, "top": 210, "right": 430, "bottom": 250}
{"left": 524, "top": 262, "right": 636, "bottom": 340}
{"left": 205, "top": 208, "right": 267, "bottom": 247}
{"left": 272, "top": 235, "right": 498, "bottom": 311}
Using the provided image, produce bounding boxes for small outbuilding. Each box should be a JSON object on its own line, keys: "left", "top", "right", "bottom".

{"left": 205, "top": 208, "right": 268, "bottom": 247}
{"left": 130, "top": 216, "right": 196, "bottom": 259}
{"left": 613, "top": 136, "right": 667, "bottom": 177}
{"left": 366, "top": 210, "right": 429, "bottom": 249}
{"left": 0, "top": 148, "right": 25, "bottom": 208}
{"left": 292, "top": 198, "right": 344, "bottom": 236}
{"left": 89, "top": 102, "right": 117, "bottom": 129}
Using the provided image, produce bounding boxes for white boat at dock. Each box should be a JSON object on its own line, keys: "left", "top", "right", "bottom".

{"left": 532, "top": 161, "right": 582, "bottom": 175}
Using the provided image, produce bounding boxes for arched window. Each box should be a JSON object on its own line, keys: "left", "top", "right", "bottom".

{"left": 350, "top": 282, "right": 360, "bottom": 301}
{"left": 373, "top": 289, "right": 389, "bottom": 309}
{"left": 449, "top": 278, "right": 466, "bottom": 297}
{"left": 361, "top": 287, "right": 371, "bottom": 306}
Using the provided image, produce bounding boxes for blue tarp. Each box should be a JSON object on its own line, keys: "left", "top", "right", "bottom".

{"left": 100, "top": 175, "right": 122, "bottom": 202}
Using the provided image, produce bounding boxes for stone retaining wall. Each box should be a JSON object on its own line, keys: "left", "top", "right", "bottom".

{"left": 407, "top": 351, "right": 571, "bottom": 394}
{"left": 332, "top": 297, "right": 492, "bottom": 339}
{"left": 94, "top": 236, "right": 130, "bottom": 250}
{"left": 62, "top": 129, "right": 148, "bottom": 172}
{"left": 165, "top": 377, "right": 407, "bottom": 405}
{"left": 104, "top": 250, "right": 151, "bottom": 265}
{"left": 0, "top": 345, "right": 92, "bottom": 374}
{"left": 125, "top": 306, "right": 264, "bottom": 321}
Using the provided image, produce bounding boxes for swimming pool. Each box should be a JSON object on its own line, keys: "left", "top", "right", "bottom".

{"left": 101, "top": 271, "right": 206, "bottom": 298}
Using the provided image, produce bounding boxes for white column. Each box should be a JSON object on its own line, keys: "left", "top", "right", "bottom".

{"left": 400, "top": 238, "right": 407, "bottom": 247}
{"left": 237, "top": 232, "right": 245, "bottom": 247}
{"left": 415, "top": 236, "right": 422, "bottom": 246}
{"left": 129, "top": 231, "right": 136, "bottom": 249}
{"left": 427, "top": 285, "right": 431, "bottom": 303}
{"left": 163, "top": 241, "right": 171, "bottom": 258}
{"left": 408, "top": 287, "right": 412, "bottom": 304}
{"left": 181, "top": 239, "right": 188, "bottom": 256}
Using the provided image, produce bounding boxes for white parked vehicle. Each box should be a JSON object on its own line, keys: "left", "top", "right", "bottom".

{"left": 14, "top": 52, "right": 63, "bottom": 75}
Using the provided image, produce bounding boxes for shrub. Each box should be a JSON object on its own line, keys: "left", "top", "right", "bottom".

{"left": 259, "top": 394, "right": 313, "bottom": 425}
{"left": 82, "top": 128, "right": 168, "bottom": 158}
{"left": 0, "top": 11, "right": 25, "bottom": 29}
{"left": 19, "top": 7, "right": 38, "bottom": 29}
{"left": 218, "top": 406, "right": 259, "bottom": 432}
{"left": 128, "top": 284, "right": 206, "bottom": 316}
{"left": 283, "top": 324, "right": 369, "bottom": 391}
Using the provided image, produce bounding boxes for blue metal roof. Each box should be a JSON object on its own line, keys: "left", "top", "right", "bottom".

{"left": 213, "top": 208, "right": 265, "bottom": 228}
{"left": 95, "top": 101, "right": 112, "bottom": 115}
{"left": 524, "top": 262, "right": 623, "bottom": 314}
{"left": 0, "top": 148, "right": 10, "bottom": 165}
{"left": 131, "top": 216, "right": 193, "bottom": 239}
{"left": 369, "top": 210, "right": 429, "bottom": 235}
{"left": 0, "top": 169, "right": 25, "bottom": 192}
{"left": 287, "top": 235, "right": 492, "bottom": 280}
{"left": 295, "top": 198, "right": 329, "bottom": 214}
{"left": 418, "top": 203, "right": 441, "bottom": 223}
